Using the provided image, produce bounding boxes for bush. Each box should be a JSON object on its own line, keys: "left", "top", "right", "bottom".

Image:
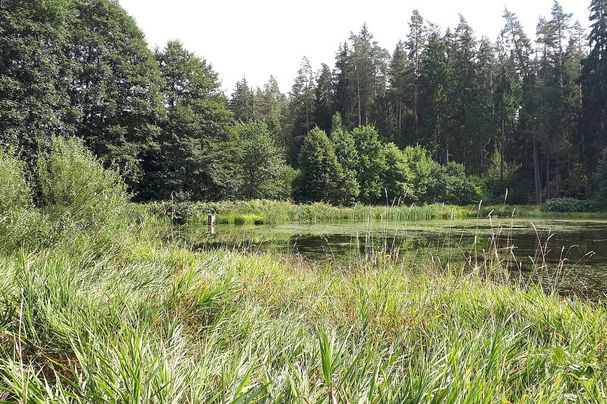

{"left": 0, "top": 149, "right": 31, "bottom": 215}
{"left": 36, "top": 137, "right": 128, "bottom": 231}
{"left": 440, "top": 162, "right": 483, "bottom": 205}
{"left": 542, "top": 198, "right": 595, "bottom": 213}
{"left": 594, "top": 148, "right": 607, "bottom": 206}
{"left": 0, "top": 149, "right": 54, "bottom": 250}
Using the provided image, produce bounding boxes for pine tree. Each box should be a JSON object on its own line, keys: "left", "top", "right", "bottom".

{"left": 405, "top": 10, "right": 427, "bottom": 142}
{"left": 582, "top": 0, "right": 607, "bottom": 176}
{"left": 387, "top": 41, "right": 415, "bottom": 147}
{"left": 502, "top": 9, "right": 542, "bottom": 203}
{"left": 229, "top": 78, "right": 256, "bottom": 122}
{"left": 333, "top": 43, "right": 357, "bottom": 129}
{"left": 349, "top": 24, "right": 389, "bottom": 127}
{"left": 254, "top": 76, "right": 288, "bottom": 147}
{"left": 314, "top": 63, "right": 334, "bottom": 133}
{"left": 286, "top": 57, "right": 316, "bottom": 165}
{"left": 418, "top": 29, "right": 449, "bottom": 162}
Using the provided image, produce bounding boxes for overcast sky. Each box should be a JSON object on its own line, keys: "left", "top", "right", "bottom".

{"left": 118, "top": 0, "right": 590, "bottom": 94}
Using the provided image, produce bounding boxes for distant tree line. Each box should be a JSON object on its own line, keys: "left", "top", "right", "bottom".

{"left": 1, "top": 0, "right": 607, "bottom": 205}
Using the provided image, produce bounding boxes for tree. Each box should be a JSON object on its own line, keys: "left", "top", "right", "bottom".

{"left": 582, "top": 0, "right": 607, "bottom": 177}
{"left": 405, "top": 10, "right": 427, "bottom": 142}
{"left": 495, "top": 30, "right": 522, "bottom": 198}
{"left": 140, "top": 41, "right": 234, "bottom": 201}
{"left": 0, "top": 0, "right": 75, "bottom": 157}
{"left": 293, "top": 128, "right": 341, "bottom": 203}
{"left": 502, "top": 9, "right": 542, "bottom": 204}
{"left": 286, "top": 57, "right": 316, "bottom": 165}
{"left": 254, "top": 76, "right": 288, "bottom": 147}
{"left": 387, "top": 41, "right": 415, "bottom": 147}
{"left": 382, "top": 143, "right": 413, "bottom": 203}
{"left": 314, "top": 64, "right": 334, "bottom": 133}
{"left": 233, "top": 121, "right": 291, "bottom": 200}
{"left": 333, "top": 43, "right": 357, "bottom": 128}
{"left": 402, "top": 146, "right": 442, "bottom": 203}
{"left": 349, "top": 25, "right": 390, "bottom": 127}
{"left": 330, "top": 120, "right": 360, "bottom": 204}
{"left": 418, "top": 30, "right": 449, "bottom": 161}
{"left": 351, "top": 125, "right": 387, "bottom": 204}
{"left": 69, "top": 0, "right": 165, "bottom": 191}
{"left": 440, "top": 161, "right": 481, "bottom": 204}
{"left": 230, "top": 78, "right": 256, "bottom": 122}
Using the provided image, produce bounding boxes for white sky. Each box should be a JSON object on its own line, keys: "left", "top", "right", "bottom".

{"left": 118, "top": 0, "right": 590, "bottom": 94}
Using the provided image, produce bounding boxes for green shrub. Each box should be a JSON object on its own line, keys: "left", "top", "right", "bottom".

{"left": 36, "top": 137, "right": 128, "bottom": 231}
{"left": 542, "top": 198, "right": 595, "bottom": 212}
{"left": 440, "top": 162, "right": 483, "bottom": 205}
{"left": 0, "top": 149, "right": 31, "bottom": 215}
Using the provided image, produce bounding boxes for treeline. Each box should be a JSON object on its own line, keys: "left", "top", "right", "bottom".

{"left": 1, "top": 0, "right": 607, "bottom": 205}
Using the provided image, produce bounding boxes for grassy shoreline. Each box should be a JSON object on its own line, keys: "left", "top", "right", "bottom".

{"left": 144, "top": 199, "right": 607, "bottom": 226}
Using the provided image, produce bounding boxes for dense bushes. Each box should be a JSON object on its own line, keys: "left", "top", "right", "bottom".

{"left": 542, "top": 198, "right": 595, "bottom": 212}
{"left": 0, "top": 137, "right": 130, "bottom": 249}
{"left": 37, "top": 137, "right": 128, "bottom": 231}
{"left": 0, "top": 149, "right": 31, "bottom": 215}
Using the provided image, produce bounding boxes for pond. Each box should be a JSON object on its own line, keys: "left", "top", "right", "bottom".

{"left": 180, "top": 218, "right": 607, "bottom": 299}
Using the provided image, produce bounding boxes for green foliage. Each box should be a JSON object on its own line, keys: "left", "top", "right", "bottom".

{"left": 484, "top": 150, "right": 521, "bottom": 202}
{"left": 401, "top": 146, "right": 441, "bottom": 203}
{"left": 140, "top": 40, "right": 234, "bottom": 201}
{"left": 330, "top": 128, "right": 360, "bottom": 205}
{"left": 232, "top": 121, "right": 291, "bottom": 200}
{"left": 0, "top": 149, "right": 50, "bottom": 251}
{"left": 70, "top": 0, "right": 164, "bottom": 191}
{"left": 37, "top": 137, "right": 128, "bottom": 231}
{"left": 593, "top": 148, "right": 607, "bottom": 206}
{"left": 440, "top": 162, "right": 482, "bottom": 205}
{"left": 382, "top": 143, "right": 413, "bottom": 203}
{"left": 0, "top": 149, "right": 31, "bottom": 215}
{"left": 294, "top": 128, "right": 341, "bottom": 203}
{"left": 542, "top": 198, "right": 595, "bottom": 213}
{"left": 352, "top": 126, "right": 387, "bottom": 204}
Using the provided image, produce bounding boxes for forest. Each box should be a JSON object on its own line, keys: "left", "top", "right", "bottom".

{"left": 1, "top": 0, "right": 607, "bottom": 207}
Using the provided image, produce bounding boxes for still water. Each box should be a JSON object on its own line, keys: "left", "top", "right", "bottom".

{"left": 182, "top": 218, "right": 607, "bottom": 299}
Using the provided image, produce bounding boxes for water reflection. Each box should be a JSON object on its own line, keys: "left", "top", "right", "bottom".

{"left": 189, "top": 219, "right": 607, "bottom": 299}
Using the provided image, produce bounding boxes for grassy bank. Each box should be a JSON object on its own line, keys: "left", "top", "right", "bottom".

{"left": 1, "top": 218, "right": 606, "bottom": 401}
{"left": 145, "top": 199, "right": 607, "bottom": 226}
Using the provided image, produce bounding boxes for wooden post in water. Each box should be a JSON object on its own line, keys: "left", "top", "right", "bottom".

{"left": 208, "top": 214, "right": 216, "bottom": 236}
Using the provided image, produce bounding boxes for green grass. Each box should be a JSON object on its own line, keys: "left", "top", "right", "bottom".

{"left": 144, "top": 199, "right": 607, "bottom": 227}
{"left": 0, "top": 209, "right": 606, "bottom": 402}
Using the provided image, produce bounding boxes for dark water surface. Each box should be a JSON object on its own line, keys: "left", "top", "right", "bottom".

{"left": 182, "top": 218, "right": 607, "bottom": 299}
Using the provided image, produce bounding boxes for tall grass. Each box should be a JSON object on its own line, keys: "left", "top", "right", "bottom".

{"left": 146, "top": 199, "right": 607, "bottom": 227}
{"left": 1, "top": 239, "right": 606, "bottom": 402}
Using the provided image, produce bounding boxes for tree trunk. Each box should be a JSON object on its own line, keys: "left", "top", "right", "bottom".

{"left": 532, "top": 125, "right": 542, "bottom": 204}
{"left": 500, "top": 118, "right": 505, "bottom": 196}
